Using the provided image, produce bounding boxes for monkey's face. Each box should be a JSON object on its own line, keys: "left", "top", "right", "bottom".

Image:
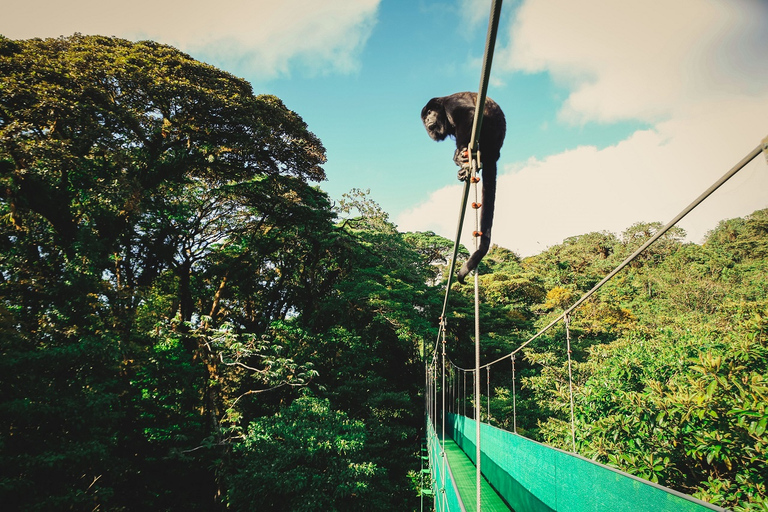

{"left": 421, "top": 107, "right": 448, "bottom": 142}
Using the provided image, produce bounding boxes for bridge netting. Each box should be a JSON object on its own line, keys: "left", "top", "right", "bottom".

{"left": 424, "top": 409, "right": 727, "bottom": 512}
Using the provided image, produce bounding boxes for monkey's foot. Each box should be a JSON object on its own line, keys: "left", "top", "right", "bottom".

{"left": 457, "top": 167, "right": 471, "bottom": 181}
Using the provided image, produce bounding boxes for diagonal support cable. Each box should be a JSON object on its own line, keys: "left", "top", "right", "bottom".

{"left": 477, "top": 138, "right": 766, "bottom": 371}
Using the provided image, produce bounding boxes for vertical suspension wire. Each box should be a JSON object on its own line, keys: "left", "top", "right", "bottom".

{"left": 463, "top": 370, "right": 467, "bottom": 417}
{"left": 470, "top": 370, "right": 477, "bottom": 420}
{"left": 451, "top": 366, "right": 455, "bottom": 415}
{"left": 425, "top": 366, "right": 429, "bottom": 426}
{"left": 565, "top": 314, "right": 576, "bottom": 453}
{"left": 458, "top": 368, "right": 462, "bottom": 416}
{"left": 470, "top": 152, "right": 483, "bottom": 511}
{"left": 424, "top": 365, "right": 430, "bottom": 512}
{"left": 427, "top": 365, "right": 431, "bottom": 426}
{"left": 430, "top": 364, "right": 435, "bottom": 428}
{"left": 435, "top": 362, "right": 444, "bottom": 512}
{"left": 434, "top": 363, "right": 438, "bottom": 426}
{"left": 440, "top": 322, "right": 447, "bottom": 495}
{"left": 449, "top": 364, "right": 453, "bottom": 415}
{"left": 511, "top": 355, "right": 517, "bottom": 434}
{"left": 430, "top": 364, "right": 434, "bottom": 427}
{"left": 448, "top": 364, "right": 452, "bottom": 415}
{"left": 423, "top": 355, "right": 428, "bottom": 512}
{"left": 453, "top": 366, "right": 457, "bottom": 415}
{"left": 428, "top": 365, "right": 432, "bottom": 426}
{"left": 486, "top": 366, "right": 491, "bottom": 423}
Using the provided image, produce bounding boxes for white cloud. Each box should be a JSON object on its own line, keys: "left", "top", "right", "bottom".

{"left": 399, "top": 0, "right": 768, "bottom": 257}
{"left": 500, "top": 0, "right": 768, "bottom": 124}
{"left": 497, "top": 97, "right": 768, "bottom": 256}
{"left": 1, "top": 0, "right": 380, "bottom": 79}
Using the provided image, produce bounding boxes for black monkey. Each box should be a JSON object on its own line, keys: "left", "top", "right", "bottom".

{"left": 421, "top": 91, "right": 506, "bottom": 283}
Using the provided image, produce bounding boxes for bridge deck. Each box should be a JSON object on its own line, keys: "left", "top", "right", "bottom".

{"left": 439, "top": 435, "right": 513, "bottom": 511}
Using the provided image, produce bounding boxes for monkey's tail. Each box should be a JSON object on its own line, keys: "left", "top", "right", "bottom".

{"left": 457, "top": 162, "right": 496, "bottom": 284}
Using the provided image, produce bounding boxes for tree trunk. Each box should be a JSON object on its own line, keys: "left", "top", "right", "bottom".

{"left": 209, "top": 274, "right": 228, "bottom": 324}
{"left": 179, "top": 261, "right": 194, "bottom": 322}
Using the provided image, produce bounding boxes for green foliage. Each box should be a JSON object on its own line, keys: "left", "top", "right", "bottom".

{"left": 401, "top": 230, "right": 460, "bottom": 286}
{"left": 228, "top": 396, "right": 377, "bottom": 511}
{"left": 0, "top": 35, "right": 428, "bottom": 511}
{"left": 559, "top": 322, "right": 768, "bottom": 510}
{"left": 524, "top": 231, "right": 618, "bottom": 290}
{"left": 706, "top": 209, "right": 768, "bottom": 262}
{"left": 0, "top": 332, "right": 124, "bottom": 510}
{"left": 496, "top": 210, "right": 768, "bottom": 510}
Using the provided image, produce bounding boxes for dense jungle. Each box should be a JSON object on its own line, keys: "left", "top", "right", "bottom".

{"left": 1, "top": 35, "right": 765, "bottom": 511}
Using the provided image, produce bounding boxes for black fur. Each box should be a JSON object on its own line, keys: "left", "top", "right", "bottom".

{"left": 421, "top": 91, "right": 506, "bottom": 283}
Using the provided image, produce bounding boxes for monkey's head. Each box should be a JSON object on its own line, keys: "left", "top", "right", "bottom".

{"left": 421, "top": 98, "right": 450, "bottom": 142}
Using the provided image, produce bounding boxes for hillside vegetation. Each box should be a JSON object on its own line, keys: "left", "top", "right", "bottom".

{"left": 444, "top": 212, "right": 768, "bottom": 511}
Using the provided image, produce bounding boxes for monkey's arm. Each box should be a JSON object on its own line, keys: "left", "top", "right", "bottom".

{"left": 447, "top": 101, "right": 475, "bottom": 151}
{"left": 444, "top": 96, "right": 477, "bottom": 179}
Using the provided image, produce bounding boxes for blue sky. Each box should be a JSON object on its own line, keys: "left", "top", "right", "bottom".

{"left": 4, "top": 0, "right": 768, "bottom": 256}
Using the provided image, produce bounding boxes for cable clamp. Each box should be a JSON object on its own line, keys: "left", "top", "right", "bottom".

{"left": 472, "top": 202, "right": 482, "bottom": 209}
{"left": 473, "top": 231, "right": 483, "bottom": 237}
{"left": 470, "top": 176, "right": 481, "bottom": 183}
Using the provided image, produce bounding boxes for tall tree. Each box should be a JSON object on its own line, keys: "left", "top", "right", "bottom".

{"left": 0, "top": 34, "right": 331, "bottom": 510}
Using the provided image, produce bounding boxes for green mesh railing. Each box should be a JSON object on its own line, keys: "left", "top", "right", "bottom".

{"left": 427, "top": 417, "right": 466, "bottom": 512}
{"left": 447, "top": 414, "right": 727, "bottom": 512}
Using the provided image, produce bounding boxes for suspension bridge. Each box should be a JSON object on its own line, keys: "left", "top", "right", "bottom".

{"left": 420, "top": 1, "right": 767, "bottom": 510}
{"left": 423, "top": 411, "right": 730, "bottom": 512}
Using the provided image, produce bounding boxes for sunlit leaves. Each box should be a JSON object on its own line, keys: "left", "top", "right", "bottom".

{"left": 494, "top": 211, "right": 768, "bottom": 510}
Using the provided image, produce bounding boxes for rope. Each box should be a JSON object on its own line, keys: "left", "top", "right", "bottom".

{"left": 462, "top": 370, "right": 466, "bottom": 417}
{"left": 511, "top": 356, "right": 517, "bottom": 433}
{"left": 565, "top": 314, "right": 576, "bottom": 453}
{"left": 469, "top": 0, "right": 504, "bottom": 154}
{"left": 486, "top": 366, "right": 491, "bottom": 422}
{"left": 470, "top": 153, "right": 483, "bottom": 509}
{"left": 441, "top": 323, "right": 447, "bottom": 495}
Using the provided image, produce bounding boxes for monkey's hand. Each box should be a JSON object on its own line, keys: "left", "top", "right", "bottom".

{"left": 453, "top": 147, "right": 469, "bottom": 166}
{"left": 454, "top": 147, "right": 471, "bottom": 181}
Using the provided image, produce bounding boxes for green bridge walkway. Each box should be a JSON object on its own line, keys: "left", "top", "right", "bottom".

{"left": 426, "top": 413, "right": 727, "bottom": 512}
{"left": 440, "top": 435, "right": 511, "bottom": 511}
